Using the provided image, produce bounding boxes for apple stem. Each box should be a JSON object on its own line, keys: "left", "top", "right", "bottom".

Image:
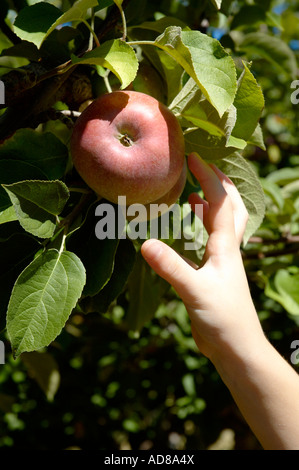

{"left": 103, "top": 70, "right": 113, "bottom": 93}
{"left": 119, "top": 134, "right": 134, "bottom": 147}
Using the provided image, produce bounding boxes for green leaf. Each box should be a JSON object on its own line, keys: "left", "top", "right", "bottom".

{"left": 0, "top": 232, "right": 40, "bottom": 331}
{"left": 126, "top": 252, "right": 170, "bottom": 332}
{"left": 3, "top": 180, "right": 70, "bottom": 239}
{"left": 2, "top": 40, "right": 41, "bottom": 61}
{"left": 13, "top": 3, "right": 62, "bottom": 48}
{"left": 247, "top": 124, "right": 266, "bottom": 150}
{"left": 7, "top": 249, "right": 86, "bottom": 358}
{"left": 214, "top": 154, "right": 266, "bottom": 245}
{"left": 266, "top": 167, "right": 299, "bottom": 186}
{"left": 231, "top": 5, "right": 267, "bottom": 30}
{"left": 129, "top": 18, "right": 187, "bottom": 103}
{"left": 13, "top": 0, "right": 99, "bottom": 48}
{"left": 21, "top": 351, "right": 60, "bottom": 402}
{"left": 0, "top": 206, "right": 17, "bottom": 225}
{"left": 112, "top": 0, "right": 123, "bottom": 6}
{"left": 239, "top": 32, "right": 297, "bottom": 79}
{"left": 97, "top": 0, "right": 114, "bottom": 9}
{"left": 71, "top": 39, "right": 138, "bottom": 89}
{"left": 0, "top": 129, "right": 68, "bottom": 180}
{"left": 155, "top": 26, "right": 237, "bottom": 117}
{"left": 180, "top": 80, "right": 237, "bottom": 140}
{"left": 81, "top": 238, "right": 136, "bottom": 313}
{"left": 0, "top": 159, "right": 48, "bottom": 211}
{"left": 42, "top": 0, "right": 99, "bottom": 45}
{"left": 67, "top": 202, "right": 120, "bottom": 297}
{"left": 173, "top": 79, "right": 245, "bottom": 159}
{"left": 232, "top": 62, "right": 265, "bottom": 142}
{"left": 261, "top": 179, "right": 284, "bottom": 210}
{"left": 209, "top": 0, "right": 222, "bottom": 8}
{"left": 131, "top": 16, "right": 187, "bottom": 35}
{"left": 265, "top": 268, "right": 299, "bottom": 316}
{"left": 183, "top": 104, "right": 245, "bottom": 160}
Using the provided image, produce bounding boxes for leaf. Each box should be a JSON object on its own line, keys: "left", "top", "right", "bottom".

{"left": 0, "top": 159, "right": 48, "bottom": 211}
{"left": 13, "top": 3, "right": 62, "bottom": 48}
{"left": 155, "top": 26, "right": 237, "bottom": 117}
{"left": 185, "top": 117, "right": 247, "bottom": 160}
{"left": 21, "top": 351, "right": 60, "bottom": 402}
{"left": 173, "top": 79, "right": 245, "bottom": 159}
{"left": 71, "top": 39, "right": 138, "bottom": 89}
{"left": 129, "top": 18, "right": 187, "bottom": 103}
{"left": 1, "top": 40, "right": 41, "bottom": 61}
{"left": 13, "top": 0, "right": 99, "bottom": 48}
{"left": 0, "top": 206, "right": 17, "bottom": 225}
{"left": 182, "top": 87, "right": 237, "bottom": 140}
{"left": 232, "top": 62, "right": 265, "bottom": 142}
{"left": 131, "top": 16, "right": 187, "bottom": 35}
{"left": 214, "top": 154, "right": 266, "bottom": 245}
{"left": 247, "top": 123, "right": 266, "bottom": 150}
{"left": 209, "top": 0, "right": 222, "bottom": 8}
{"left": 266, "top": 167, "right": 299, "bottom": 186}
{"left": 126, "top": 252, "right": 170, "bottom": 332}
{"left": 81, "top": 238, "right": 136, "bottom": 313}
{"left": 0, "top": 232, "right": 40, "bottom": 331}
{"left": 97, "top": 0, "right": 114, "bottom": 9}
{"left": 7, "top": 249, "right": 86, "bottom": 358}
{"left": 67, "top": 202, "right": 120, "bottom": 297}
{"left": 169, "top": 76, "right": 201, "bottom": 115}
{"left": 230, "top": 5, "right": 267, "bottom": 30}
{"left": 265, "top": 268, "right": 299, "bottom": 316}
{"left": 0, "top": 129, "right": 68, "bottom": 180}
{"left": 261, "top": 179, "right": 284, "bottom": 210}
{"left": 3, "top": 180, "right": 70, "bottom": 239}
{"left": 239, "top": 32, "right": 297, "bottom": 79}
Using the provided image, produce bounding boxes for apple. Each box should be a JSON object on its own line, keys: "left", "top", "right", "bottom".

{"left": 70, "top": 90, "right": 185, "bottom": 207}
{"left": 143, "top": 159, "right": 187, "bottom": 220}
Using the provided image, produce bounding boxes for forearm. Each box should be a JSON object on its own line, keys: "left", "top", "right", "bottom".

{"left": 213, "top": 339, "right": 299, "bottom": 450}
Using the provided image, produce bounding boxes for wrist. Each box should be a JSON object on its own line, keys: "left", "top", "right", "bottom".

{"left": 209, "top": 327, "right": 272, "bottom": 384}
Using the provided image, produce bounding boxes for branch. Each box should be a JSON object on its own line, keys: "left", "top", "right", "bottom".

{"left": 243, "top": 234, "right": 299, "bottom": 260}
{"left": 0, "top": 0, "right": 133, "bottom": 141}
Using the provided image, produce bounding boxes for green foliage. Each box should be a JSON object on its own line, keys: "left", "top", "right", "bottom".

{"left": 0, "top": 0, "right": 298, "bottom": 451}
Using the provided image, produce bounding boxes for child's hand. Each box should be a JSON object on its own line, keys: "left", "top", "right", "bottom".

{"left": 142, "top": 152, "right": 299, "bottom": 450}
{"left": 141, "top": 152, "right": 265, "bottom": 364}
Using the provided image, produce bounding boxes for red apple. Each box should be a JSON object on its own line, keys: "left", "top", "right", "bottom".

{"left": 70, "top": 90, "right": 185, "bottom": 206}
{"left": 143, "top": 159, "right": 187, "bottom": 220}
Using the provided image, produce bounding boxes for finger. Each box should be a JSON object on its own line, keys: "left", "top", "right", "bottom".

{"left": 188, "top": 192, "right": 211, "bottom": 233}
{"left": 210, "top": 165, "right": 249, "bottom": 244}
{"left": 141, "top": 239, "right": 199, "bottom": 304}
{"left": 187, "top": 153, "right": 236, "bottom": 245}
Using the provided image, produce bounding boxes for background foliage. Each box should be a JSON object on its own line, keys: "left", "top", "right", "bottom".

{"left": 0, "top": 0, "right": 299, "bottom": 450}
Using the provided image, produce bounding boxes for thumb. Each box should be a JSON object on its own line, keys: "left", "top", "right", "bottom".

{"left": 141, "top": 239, "right": 198, "bottom": 304}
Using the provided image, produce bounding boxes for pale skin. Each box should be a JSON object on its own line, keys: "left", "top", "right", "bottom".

{"left": 141, "top": 152, "right": 299, "bottom": 450}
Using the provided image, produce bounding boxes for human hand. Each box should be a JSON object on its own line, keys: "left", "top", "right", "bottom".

{"left": 141, "top": 152, "right": 265, "bottom": 365}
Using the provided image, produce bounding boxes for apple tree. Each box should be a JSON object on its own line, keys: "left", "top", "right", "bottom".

{"left": 0, "top": 0, "right": 298, "bottom": 450}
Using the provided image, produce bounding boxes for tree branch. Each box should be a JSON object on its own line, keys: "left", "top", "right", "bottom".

{"left": 243, "top": 234, "right": 299, "bottom": 260}
{"left": 0, "top": 0, "right": 133, "bottom": 141}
